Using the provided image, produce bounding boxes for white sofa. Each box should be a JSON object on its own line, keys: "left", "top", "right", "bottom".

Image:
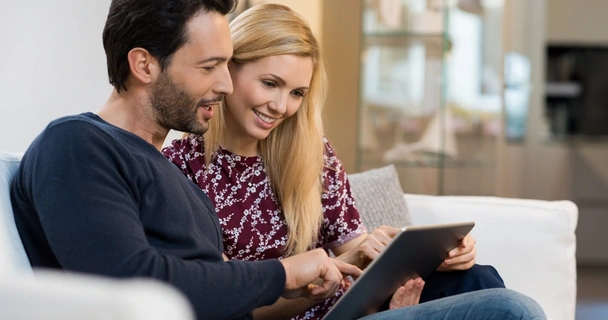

{"left": 0, "top": 152, "right": 577, "bottom": 319}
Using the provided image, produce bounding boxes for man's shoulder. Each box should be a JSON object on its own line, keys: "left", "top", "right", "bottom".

{"left": 45, "top": 112, "right": 103, "bottom": 132}
{"left": 24, "top": 112, "right": 125, "bottom": 163}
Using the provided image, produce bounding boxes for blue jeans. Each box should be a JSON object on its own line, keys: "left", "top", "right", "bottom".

{"left": 358, "top": 288, "right": 547, "bottom": 320}
{"left": 421, "top": 264, "right": 506, "bottom": 302}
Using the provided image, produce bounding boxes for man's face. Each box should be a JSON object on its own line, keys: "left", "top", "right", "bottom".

{"left": 150, "top": 10, "right": 233, "bottom": 135}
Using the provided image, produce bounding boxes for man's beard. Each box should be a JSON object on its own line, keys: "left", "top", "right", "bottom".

{"left": 149, "top": 71, "right": 207, "bottom": 135}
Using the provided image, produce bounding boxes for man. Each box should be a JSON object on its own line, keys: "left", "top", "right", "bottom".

{"left": 11, "top": 1, "right": 546, "bottom": 319}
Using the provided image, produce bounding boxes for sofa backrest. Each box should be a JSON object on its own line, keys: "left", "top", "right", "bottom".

{"left": 0, "top": 151, "right": 32, "bottom": 275}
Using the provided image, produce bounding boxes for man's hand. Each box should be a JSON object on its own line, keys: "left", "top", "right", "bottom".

{"left": 388, "top": 277, "right": 425, "bottom": 310}
{"left": 280, "top": 248, "right": 362, "bottom": 301}
{"left": 437, "top": 233, "right": 477, "bottom": 271}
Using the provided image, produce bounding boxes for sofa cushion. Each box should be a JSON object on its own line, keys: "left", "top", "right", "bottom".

{"left": 0, "top": 151, "right": 32, "bottom": 275}
{"left": 347, "top": 164, "right": 411, "bottom": 230}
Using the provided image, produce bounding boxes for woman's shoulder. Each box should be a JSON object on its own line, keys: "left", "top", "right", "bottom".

{"left": 161, "top": 134, "right": 208, "bottom": 170}
{"left": 322, "top": 137, "right": 343, "bottom": 170}
{"left": 162, "top": 134, "right": 205, "bottom": 156}
{"left": 323, "top": 136, "right": 335, "bottom": 154}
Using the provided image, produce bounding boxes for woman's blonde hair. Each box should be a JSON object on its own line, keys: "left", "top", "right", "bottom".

{"left": 204, "top": 3, "right": 327, "bottom": 255}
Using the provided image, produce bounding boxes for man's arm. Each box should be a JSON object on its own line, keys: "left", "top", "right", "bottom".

{"left": 17, "top": 121, "right": 284, "bottom": 320}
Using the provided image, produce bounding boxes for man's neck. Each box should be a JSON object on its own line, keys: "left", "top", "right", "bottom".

{"left": 97, "top": 90, "right": 169, "bottom": 151}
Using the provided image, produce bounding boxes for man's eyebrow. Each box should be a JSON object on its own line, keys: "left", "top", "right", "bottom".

{"left": 195, "top": 56, "right": 230, "bottom": 65}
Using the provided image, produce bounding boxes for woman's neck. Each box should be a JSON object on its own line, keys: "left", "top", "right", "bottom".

{"left": 220, "top": 136, "right": 259, "bottom": 157}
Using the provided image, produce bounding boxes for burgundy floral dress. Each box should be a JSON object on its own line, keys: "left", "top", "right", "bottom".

{"left": 162, "top": 135, "right": 366, "bottom": 320}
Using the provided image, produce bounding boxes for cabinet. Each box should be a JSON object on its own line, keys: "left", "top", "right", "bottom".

{"left": 357, "top": 0, "right": 505, "bottom": 195}
{"left": 545, "top": 44, "right": 608, "bottom": 138}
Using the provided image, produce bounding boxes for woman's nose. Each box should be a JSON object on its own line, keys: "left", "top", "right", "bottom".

{"left": 268, "top": 92, "right": 288, "bottom": 115}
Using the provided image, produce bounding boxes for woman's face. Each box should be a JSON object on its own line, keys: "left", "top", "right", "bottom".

{"left": 224, "top": 54, "right": 313, "bottom": 145}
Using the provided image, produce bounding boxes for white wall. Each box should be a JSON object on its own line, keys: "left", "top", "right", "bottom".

{"left": 0, "top": 0, "right": 113, "bottom": 153}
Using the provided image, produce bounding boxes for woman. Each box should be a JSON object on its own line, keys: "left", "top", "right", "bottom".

{"left": 162, "top": 3, "right": 504, "bottom": 319}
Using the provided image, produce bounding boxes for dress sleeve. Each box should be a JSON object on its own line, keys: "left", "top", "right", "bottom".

{"left": 320, "top": 138, "right": 367, "bottom": 250}
{"left": 161, "top": 134, "right": 207, "bottom": 187}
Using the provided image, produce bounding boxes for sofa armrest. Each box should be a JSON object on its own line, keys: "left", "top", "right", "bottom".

{"left": 405, "top": 193, "right": 578, "bottom": 320}
{"left": 0, "top": 152, "right": 31, "bottom": 275}
{"left": 0, "top": 270, "right": 194, "bottom": 320}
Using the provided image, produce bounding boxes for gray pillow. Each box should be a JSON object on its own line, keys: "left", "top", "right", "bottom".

{"left": 347, "top": 164, "right": 411, "bottom": 231}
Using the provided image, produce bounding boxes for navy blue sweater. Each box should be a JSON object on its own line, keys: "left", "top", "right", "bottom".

{"left": 11, "top": 113, "right": 285, "bottom": 320}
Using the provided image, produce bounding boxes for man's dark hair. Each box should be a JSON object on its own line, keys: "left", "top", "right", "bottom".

{"left": 103, "top": 0, "right": 237, "bottom": 92}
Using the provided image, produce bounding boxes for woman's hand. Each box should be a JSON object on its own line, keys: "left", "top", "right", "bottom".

{"left": 388, "top": 277, "right": 425, "bottom": 310}
{"left": 335, "top": 226, "right": 400, "bottom": 269}
{"left": 437, "top": 233, "right": 477, "bottom": 271}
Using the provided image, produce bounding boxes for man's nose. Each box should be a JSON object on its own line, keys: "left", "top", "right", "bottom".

{"left": 214, "top": 64, "right": 233, "bottom": 96}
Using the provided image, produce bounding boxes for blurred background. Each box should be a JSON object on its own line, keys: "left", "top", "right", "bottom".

{"left": 1, "top": 0, "right": 607, "bottom": 318}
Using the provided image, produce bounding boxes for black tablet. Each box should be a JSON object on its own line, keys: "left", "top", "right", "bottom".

{"left": 322, "top": 221, "right": 475, "bottom": 320}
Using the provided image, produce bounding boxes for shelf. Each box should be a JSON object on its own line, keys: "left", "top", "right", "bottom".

{"left": 363, "top": 34, "right": 448, "bottom": 50}
{"left": 362, "top": 31, "right": 446, "bottom": 38}
{"left": 356, "top": 0, "right": 504, "bottom": 195}
{"left": 544, "top": 134, "right": 608, "bottom": 145}
{"left": 545, "top": 82, "right": 582, "bottom": 98}
{"left": 360, "top": 152, "right": 485, "bottom": 169}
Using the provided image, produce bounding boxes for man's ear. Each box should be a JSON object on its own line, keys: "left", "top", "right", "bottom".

{"left": 127, "top": 48, "right": 161, "bottom": 85}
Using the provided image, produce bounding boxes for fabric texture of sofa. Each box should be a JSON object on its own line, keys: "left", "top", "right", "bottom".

{"left": 0, "top": 153, "right": 577, "bottom": 320}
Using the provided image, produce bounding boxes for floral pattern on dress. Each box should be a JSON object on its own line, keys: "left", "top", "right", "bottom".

{"left": 162, "top": 135, "right": 366, "bottom": 320}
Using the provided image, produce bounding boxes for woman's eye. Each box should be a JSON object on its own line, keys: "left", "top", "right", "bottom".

{"left": 291, "top": 90, "right": 305, "bottom": 98}
{"left": 262, "top": 80, "right": 276, "bottom": 88}
{"left": 203, "top": 66, "right": 216, "bottom": 72}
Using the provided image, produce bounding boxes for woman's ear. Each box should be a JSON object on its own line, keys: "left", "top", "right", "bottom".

{"left": 126, "top": 48, "right": 160, "bottom": 86}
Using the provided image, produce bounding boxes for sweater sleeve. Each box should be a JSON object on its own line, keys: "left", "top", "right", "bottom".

{"left": 18, "top": 121, "right": 285, "bottom": 320}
